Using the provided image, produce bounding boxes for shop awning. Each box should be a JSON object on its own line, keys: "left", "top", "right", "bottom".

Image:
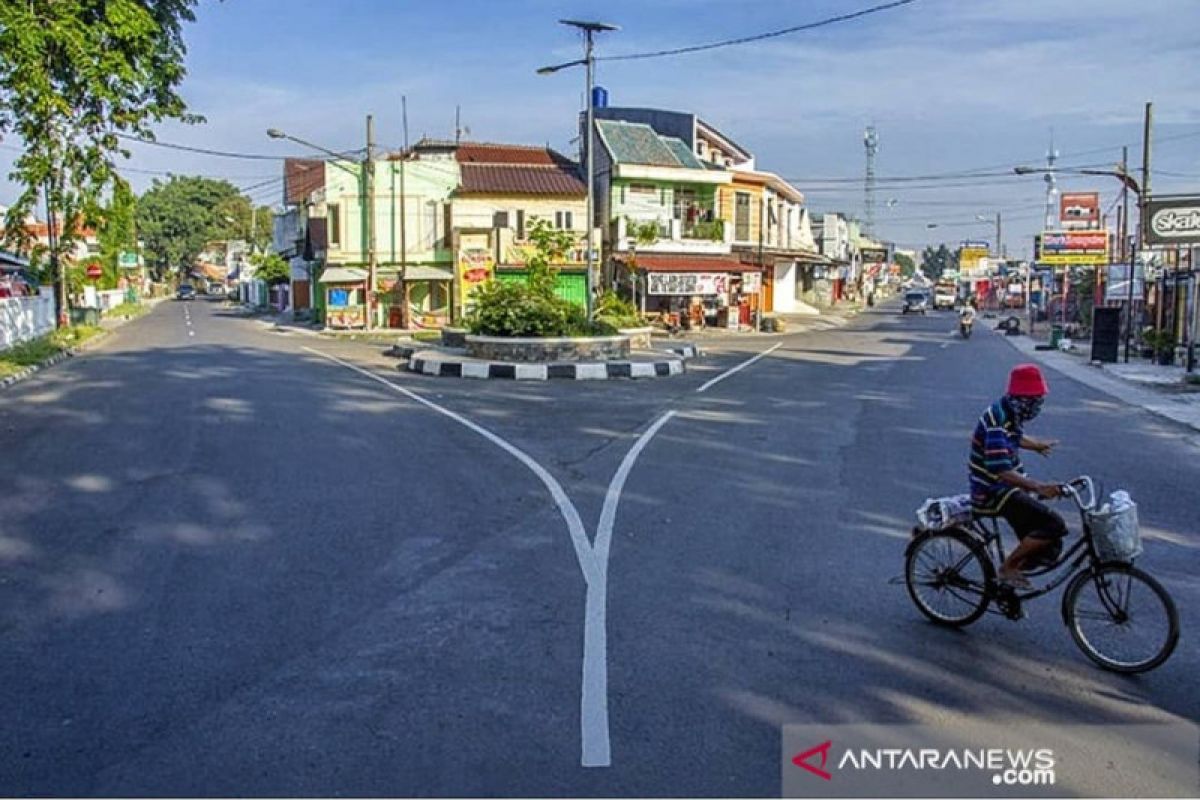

{"left": 318, "top": 267, "right": 368, "bottom": 284}
{"left": 621, "top": 254, "right": 760, "bottom": 273}
{"left": 402, "top": 265, "right": 454, "bottom": 281}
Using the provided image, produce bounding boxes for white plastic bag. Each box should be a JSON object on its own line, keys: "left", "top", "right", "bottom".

{"left": 916, "top": 494, "right": 974, "bottom": 531}
{"left": 1089, "top": 490, "right": 1142, "bottom": 562}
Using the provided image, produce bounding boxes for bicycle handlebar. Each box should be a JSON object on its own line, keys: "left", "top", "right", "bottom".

{"left": 1059, "top": 475, "right": 1096, "bottom": 511}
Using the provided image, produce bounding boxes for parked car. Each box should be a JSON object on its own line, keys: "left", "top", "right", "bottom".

{"left": 176, "top": 284, "right": 196, "bottom": 300}
{"left": 901, "top": 290, "right": 928, "bottom": 315}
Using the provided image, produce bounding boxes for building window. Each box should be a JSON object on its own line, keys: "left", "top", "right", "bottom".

{"left": 735, "top": 192, "right": 751, "bottom": 241}
{"left": 555, "top": 210, "right": 574, "bottom": 230}
{"left": 628, "top": 183, "right": 656, "bottom": 198}
{"left": 516, "top": 209, "right": 526, "bottom": 239}
{"left": 328, "top": 203, "right": 341, "bottom": 246}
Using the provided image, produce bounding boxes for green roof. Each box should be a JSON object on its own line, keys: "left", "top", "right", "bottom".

{"left": 597, "top": 120, "right": 700, "bottom": 168}
{"left": 663, "top": 137, "right": 704, "bottom": 169}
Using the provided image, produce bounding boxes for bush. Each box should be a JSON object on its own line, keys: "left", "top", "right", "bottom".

{"left": 0, "top": 325, "right": 102, "bottom": 378}
{"left": 595, "top": 290, "right": 643, "bottom": 329}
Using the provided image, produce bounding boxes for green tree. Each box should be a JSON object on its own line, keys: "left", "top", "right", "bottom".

{"left": 136, "top": 175, "right": 244, "bottom": 278}
{"left": 894, "top": 251, "right": 916, "bottom": 277}
{"left": 920, "top": 244, "right": 957, "bottom": 282}
{"left": 0, "top": 0, "right": 201, "bottom": 307}
{"left": 215, "top": 195, "right": 273, "bottom": 252}
{"left": 250, "top": 251, "right": 290, "bottom": 285}
{"left": 524, "top": 216, "right": 576, "bottom": 296}
{"left": 97, "top": 178, "right": 137, "bottom": 289}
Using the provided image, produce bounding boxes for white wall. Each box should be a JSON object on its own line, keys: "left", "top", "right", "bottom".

{"left": 0, "top": 294, "right": 55, "bottom": 351}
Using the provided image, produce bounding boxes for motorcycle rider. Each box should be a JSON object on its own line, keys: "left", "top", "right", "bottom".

{"left": 958, "top": 300, "right": 976, "bottom": 337}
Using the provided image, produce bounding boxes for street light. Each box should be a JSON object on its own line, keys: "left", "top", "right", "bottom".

{"left": 268, "top": 121, "right": 378, "bottom": 329}
{"left": 537, "top": 19, "right": 619, "bottom": 321}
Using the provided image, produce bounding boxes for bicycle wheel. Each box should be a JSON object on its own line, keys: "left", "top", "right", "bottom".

{"left": 1064, "top": 563, "right": 1179, "bottom": 674}
{"left": 905, "top": 529, "right": 994, "bottom": 627}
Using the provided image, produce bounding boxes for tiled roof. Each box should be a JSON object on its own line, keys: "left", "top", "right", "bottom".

{"left": 284, "top": 158, "right": 325, "bottom": 205}
{"left": 457, "top": 163, "right": 585, "bottom": 196}
{"left": 620, "top": 254, "right": 756, "bottom": 273}
{"left": 596, "top": 120, "right": 682, "bottom": 167}
{"left": 662, "top": 137, "right": 704, "bottom": 170}
{"left": 455, "top": 142, "right": 570, "bottom": 165}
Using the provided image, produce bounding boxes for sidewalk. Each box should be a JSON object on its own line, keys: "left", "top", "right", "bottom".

{"left": 998, "top": 331, "right": 1200, "bottom": 433}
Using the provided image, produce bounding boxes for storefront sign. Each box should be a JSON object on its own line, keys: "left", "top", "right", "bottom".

{"left": 859, "top": 247, "right": 888, "bottom": 264}
{"left": 958, "top": 246, "right": 989, "bottom": 276}
{"left": 1060, "top": 192, "right": 1100, "bottom": 226}
{"left": 741, "top": 271, "right": 761, "bottom": 293}
{"left": 118, "top": 251, "right": 139, "bottom": 269}
{"left": 457, "top": 245, "right": 495, "bottom": 307}
{"left": 1145, "top": 195, "right": 1200, "bottom": 246}
{"left": 1037, "top": 230, "right": 1109, "bottom": 264}
{"left": 647, "top": 272, "right": 728, "bottom": 296}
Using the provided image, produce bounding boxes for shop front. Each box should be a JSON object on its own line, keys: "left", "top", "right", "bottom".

{"left": 618, "top": 253, "right": 760, "bottom": 330}
{"left": 319, "top": 266, "right": 367, "bottom": 329}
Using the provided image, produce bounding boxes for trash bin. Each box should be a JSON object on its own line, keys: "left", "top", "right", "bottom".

{"left": 1049, "top": 324, "right": 1064, "bottom": 348}
{"left": 69, "top": 307, "right": 100, "bottom": 326}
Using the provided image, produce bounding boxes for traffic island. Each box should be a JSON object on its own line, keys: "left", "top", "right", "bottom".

{"left": 405, "top": 348, "right": 686, "bottom": 380}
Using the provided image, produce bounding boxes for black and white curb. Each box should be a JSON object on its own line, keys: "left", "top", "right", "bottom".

{"left": 0, "top": 349, "right": 76, "bottom": 390}
{"left": 662, "top": 344, "right": 701, "bottom": 359}
{"left": 407, "top": 357, "right": 683, "bottom": 380}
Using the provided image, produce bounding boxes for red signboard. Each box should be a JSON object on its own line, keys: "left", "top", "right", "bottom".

{"left": 1060, "top": 192, "right": 1100, "bottom": 226}
{"left": 85, "top": 263, "right": 103, "bottom": 279}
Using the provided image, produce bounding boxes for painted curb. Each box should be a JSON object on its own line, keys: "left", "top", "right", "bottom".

{"left": 0, "top": 348, "right": 77, "bottom": 390}
{"left": 406, "top": 356, "right": 684, "bottom": 381}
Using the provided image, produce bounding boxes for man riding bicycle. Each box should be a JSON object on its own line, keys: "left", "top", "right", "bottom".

{"left": 969, "top": 364, "right": 1066, "bottom": 588}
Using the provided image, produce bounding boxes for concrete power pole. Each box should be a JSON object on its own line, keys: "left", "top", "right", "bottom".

{"left": 365, "top": 114, "right": 377, "bottom": 330}
{"left": 864, "top": 125, "right": 878, "bottom": 237}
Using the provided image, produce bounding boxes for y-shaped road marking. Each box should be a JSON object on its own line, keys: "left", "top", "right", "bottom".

{"left": 304, "top": 347, "right": 677, "bottom": 767}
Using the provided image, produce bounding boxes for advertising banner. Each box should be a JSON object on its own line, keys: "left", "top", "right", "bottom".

{"left": 859, "top": 247, "right": 888, "bottom": 264}
{"left": 1104, "top": 263, "right": 1145, "bottom": 301}
{"left": 1060, "top": 192, "right": 1100, "bottom": 226}
{"left": 1145, "top": 195, "right": 1200, "bottom": 246}
{"left": 647, "top": 272, "right": 728, "bottom": 296}
{"left": 741, "top": 271, "right": 762, "bottom": 293}
{"left": 1037, "top": 231, "right": 1109, "bottom": 264}
{"left": 958, "top": 247, "right": 989, "bottom": 276}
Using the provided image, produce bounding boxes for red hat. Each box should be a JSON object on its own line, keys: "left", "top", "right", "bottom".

{"left": 1007, "top": 364, "right": 1049, "bottom": 397}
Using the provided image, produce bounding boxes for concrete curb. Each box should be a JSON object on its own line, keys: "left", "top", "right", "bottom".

{"left": 406, "top": 355, "right": 684, "bottom": 381}
{"left": 1, "top": 329, "right": 114, "bottom": 392}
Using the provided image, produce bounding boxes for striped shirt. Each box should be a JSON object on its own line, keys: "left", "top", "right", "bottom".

{"left": 969, "top": 399, "right": 1023, "bottom": 513}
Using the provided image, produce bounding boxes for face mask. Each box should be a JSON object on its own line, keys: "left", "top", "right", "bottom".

{"left": 1008, "top": 395, "right": 1044, "bottom": 422}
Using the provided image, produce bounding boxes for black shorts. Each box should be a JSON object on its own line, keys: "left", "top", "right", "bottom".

{"left": 999, "top": 491, "right": 1068, "bottom": 541}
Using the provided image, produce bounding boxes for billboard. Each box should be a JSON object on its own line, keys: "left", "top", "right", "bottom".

{"left": 958, "top": 246, "right": 989, "bottom": 276}
{"left": 859, "top": 247, "right": 888, "bottom": 264}
{"left": 1105, "top": 263, "right": 1144, "bottom": 301}
{"left": 1145, "top": 195, "right": 1200, "bottom": 246}
{"left": 1037, "top": 230, "right": 1109, "bottom": 264}
{"left": 647, "top": 272, "right": 728, "bottom": 296}
{"left": 1060, "top": 192, "right": 1100, "bottom": 226}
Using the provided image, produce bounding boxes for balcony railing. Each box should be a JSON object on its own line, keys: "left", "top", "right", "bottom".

{"left": 684, "top": 219, "right": 724, "bottom": 242}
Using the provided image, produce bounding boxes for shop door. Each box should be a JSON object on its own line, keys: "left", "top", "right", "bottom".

{"left": 762, "top": 275, "right": 774, "bottom": 312}
{"left": 554, "top": 273, "right": 588, "bottom": 309}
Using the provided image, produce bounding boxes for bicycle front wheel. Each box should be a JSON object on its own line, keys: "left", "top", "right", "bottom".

{"left": 905, "top": 529, "right": 993, "bottom": 627}
{"left": 1064, "top": 563, "right": 1179, "bottom": 674}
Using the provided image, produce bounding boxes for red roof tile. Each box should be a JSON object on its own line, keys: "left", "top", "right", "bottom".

{"left": 455, "top": 142, "right": 570, "bottom": 165}
{"left": 457, "top": 163, "right": 585, "bottom": 197}
{"left": 621, "top": 254, "right": 758, "bottom": 273}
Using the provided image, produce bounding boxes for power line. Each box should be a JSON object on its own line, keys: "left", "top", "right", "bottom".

{"left": 598, "top": 0, "right": 918, "bottom": 62}
{"left": 115, "top": 132, "right": 366, "bottom": 162}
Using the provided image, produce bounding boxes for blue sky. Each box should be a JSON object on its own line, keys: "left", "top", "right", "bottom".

{"left": 3, "top": 0, "right": 1199, "bottom": 256}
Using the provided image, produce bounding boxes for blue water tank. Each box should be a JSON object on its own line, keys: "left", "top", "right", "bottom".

{"left": 592, "top": 86, "right": 609, "bottom": 109}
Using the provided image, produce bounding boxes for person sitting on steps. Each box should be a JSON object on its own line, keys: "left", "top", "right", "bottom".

{"left": 968, "top": 364, "right": 1066, "bottom": 589}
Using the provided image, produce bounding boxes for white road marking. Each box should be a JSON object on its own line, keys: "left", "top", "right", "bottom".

{"left": 302, "top": 347, "right": 677, "bottom": 769}
{"left": 696, "top": 343, "right": 782, "bottom": 393}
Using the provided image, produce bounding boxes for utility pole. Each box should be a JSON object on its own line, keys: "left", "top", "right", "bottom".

{"left": 1141, "top": 102, "right": 1158, "bottom": 343}
{"left": 44, "top": 179, "right": 67, "bottom": 328}
{"left": 400, "top": 96, "right": 409, "bottom": 329}
{"left": 995, "top": 212, "right": 1002, "bottom": 259}
{"left": 1122, "top": 145, "right": 1135, "bottom": 362}
{"left": 584, "top": 28, "right": 597, "bottom": 319}
{"left": 864, "top": 125, "right": 879, "bottom": 237}
{"left": 365, "top": 114, "right": 377, "bottom": 330}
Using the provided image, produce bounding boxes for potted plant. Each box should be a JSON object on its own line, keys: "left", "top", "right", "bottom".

{"left": 1143, "top": 329, "right": 1176, "bottom": 366}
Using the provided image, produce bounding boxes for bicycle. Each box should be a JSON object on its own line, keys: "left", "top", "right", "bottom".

{"left": 904, "top": 476, "right": 1179, "bottom": 674}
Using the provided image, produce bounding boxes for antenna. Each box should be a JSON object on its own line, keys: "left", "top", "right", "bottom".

{"left": 455, "top": 105, "right": 462, "bottom": 145}
{"left": 1043, "top": 128, "right": 1060, "bottom": 231}
{"left": 864, "top": 124, "right": 879, "bottom": 237}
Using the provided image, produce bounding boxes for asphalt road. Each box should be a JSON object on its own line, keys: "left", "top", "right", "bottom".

{"left": 0, "top": 297, "right": 1196, "bottom": 796}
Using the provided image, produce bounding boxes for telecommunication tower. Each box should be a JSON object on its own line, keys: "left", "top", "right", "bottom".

{"left": 1043, "top": 130, "right": 1059, "bottom": 231}
{"left": 864, "top": 125, "right": 879, "bottom": 236}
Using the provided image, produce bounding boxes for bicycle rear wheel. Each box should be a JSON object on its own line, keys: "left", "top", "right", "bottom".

{"left": 1064, "top": 563, "right": 1179, "bottom": 674}
{"left": 905, "top": 529, "right": 993, "bottom": 627}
